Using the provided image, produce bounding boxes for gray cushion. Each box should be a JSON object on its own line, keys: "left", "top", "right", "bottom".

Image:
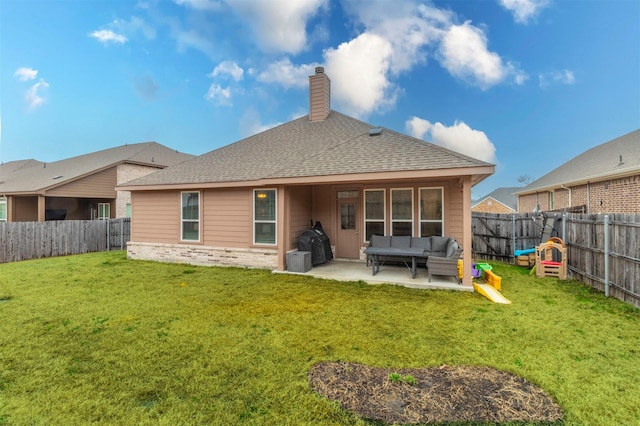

{"left": 411, "top": 237, "right": 431, "bottom": 251}
{"left": 431, "top": 236, "right": 450, "bottom": 252}
{"left": 391, "top": 235, "right": 411, "bottom": 249}
{"left": 370, "top": 234, "right": 391, "bottom": 247}
{"left": 446, "top": 239, "right": 459, "bottom": 257}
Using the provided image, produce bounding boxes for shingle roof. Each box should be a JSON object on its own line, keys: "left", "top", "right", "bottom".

{"left": 123, "top": 111, "right": 492, "bottom": 187}
{"left": 473, "top": 187, "right": 520, "bottom": 210}
{"left": 517, "top": 129, "right": 640, "bottom": 194}
{"left": 0, "top": 142, "right": 193, "bottom": 193}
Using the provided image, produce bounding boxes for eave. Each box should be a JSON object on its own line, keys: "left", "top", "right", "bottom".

{"left": 118, "top": 165, "right": 495, "bottom": 192}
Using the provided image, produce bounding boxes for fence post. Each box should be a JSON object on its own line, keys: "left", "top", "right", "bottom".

{"left": 107, "top": 219, "right": 111, "bottom": 251}
{"left": 120, "top": 219, "right": 124, "bottom": 250}
{"left": 562, "top": 212, "right": 566, "bottom": 241}
{"left": 511, "top": 213, "right": 516, "bottom": 262}
{"left": 604, "top": 214, "right": 609, "bottom": 297}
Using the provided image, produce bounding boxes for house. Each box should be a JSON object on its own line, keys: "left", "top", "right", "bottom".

{"left": 516, "top": 129, "right": 640, "bottom": 214}
{"left": 119, "top": 68, "right": 494, "bottom": 287}
{"left": 0, "top": 142, "right": 193, "bottom": 222}
{"left": 472, "top": 187, "right": 520, "bottom": 213}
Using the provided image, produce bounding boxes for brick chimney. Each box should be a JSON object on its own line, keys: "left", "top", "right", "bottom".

{"left": 309, "top": 66, "right": 330, "bottom": 121}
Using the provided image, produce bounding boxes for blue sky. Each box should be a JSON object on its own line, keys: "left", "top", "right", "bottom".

{"left": 2, "top": 0, "right": 638, "bottom": 198}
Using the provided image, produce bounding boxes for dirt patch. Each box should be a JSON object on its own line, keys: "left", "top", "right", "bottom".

{"left": 309, "top": 362, "right": 563, "bottom": 424}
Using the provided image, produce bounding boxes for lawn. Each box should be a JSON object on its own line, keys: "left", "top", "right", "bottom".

{"left": 0, "top": 251, "right": 638, "bottom": 425}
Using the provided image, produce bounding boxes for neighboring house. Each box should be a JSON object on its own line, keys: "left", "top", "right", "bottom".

{"left": 0, "top": 142, "right": 193, "bottom": 222}
{"left": 119, "top": 68, "right": 494, "bottom": 287}
{"left": 472, "top": 187, "right": 520, "bottom": 213}
{"left": 516, "top": 129, "right": 640, "bottom": 214}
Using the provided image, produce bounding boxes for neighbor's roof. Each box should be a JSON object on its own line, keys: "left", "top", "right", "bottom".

{"left": 472, "top": 187, "right": 520, "bottom": 210}
{"left": 0, "top": 142, "right": 193, "bottom": 194}
{"left": 516, "top": 129, "right": 640, "bottom": 194}
{"left": 121, "top": 111, "right": 493, "bottom": 189}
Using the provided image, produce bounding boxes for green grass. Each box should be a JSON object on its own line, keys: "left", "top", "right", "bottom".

{"left": 0, "top": 251, "right": 638, "bottom": 425}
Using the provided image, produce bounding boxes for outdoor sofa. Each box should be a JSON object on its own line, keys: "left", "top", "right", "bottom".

{"left": 365, "top": 235, "right": 462, "bottom": 282}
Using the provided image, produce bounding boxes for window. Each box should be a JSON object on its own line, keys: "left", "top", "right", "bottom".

{"left": 364, "top": 189, "right": 385, "bottom": 241}
{"left": 419, "top": 188, "right": 443, "bottom": 236}
{"left": 0, "top": 197, "right": 6, "bottom": 222}
{"left": 97, "top": 203, "right": 110, "bottom": 220}
{"left": 391, "top": 188, "right": 413, "bottom": 236}
{"left": 254, "top": 189, "right": 276, "bottom": 245}
{"left": 181, "top": 192, "right": 200, "bottom": 241}
{"left": 125, "top": 203, "right": 131, "bottom": 218}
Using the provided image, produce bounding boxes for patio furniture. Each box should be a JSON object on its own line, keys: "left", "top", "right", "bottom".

{"left": 426, "top": 239, "right": 463, "bottom": 283}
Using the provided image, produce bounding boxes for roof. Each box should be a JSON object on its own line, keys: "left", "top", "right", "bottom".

{"left": 517, "top": 129, "right": 640, "bottom": 194}
{"left": 0, "top": 142, "right": 193, "bottom": 194}
{"left": 472, "top": 186, "right": 520, "bottom": 210}
{"left": 121, "top": 111, "right": 493, "bottom": 189}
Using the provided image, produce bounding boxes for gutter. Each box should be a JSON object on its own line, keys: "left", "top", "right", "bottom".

{"left": 515, "top": 165, "right": 639, "bottom": 196}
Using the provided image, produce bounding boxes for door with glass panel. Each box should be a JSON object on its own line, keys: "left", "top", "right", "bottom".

{"left": 336, "top": 198, "right": 360, "bottom": 258}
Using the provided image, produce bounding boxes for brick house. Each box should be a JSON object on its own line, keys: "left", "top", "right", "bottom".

{"left": 472, "top": 187, "right": 519, "bottom": 213}
{"left": 516, "top": 129, "right": 640, "bottom": 213}
{"left": 0, "top": 142, "right": 193, "bottom": 222}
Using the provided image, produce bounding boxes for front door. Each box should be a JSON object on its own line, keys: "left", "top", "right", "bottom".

{"left": 336, "top": 199, "right": 360, "bottom": 259}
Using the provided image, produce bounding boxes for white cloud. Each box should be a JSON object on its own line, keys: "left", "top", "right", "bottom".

{"left": 25, "top": 79, "right": 50, "bottom": 111}
{"left": 209, "top": 61, "right": 244, "bottom": 82}
{"left": 499, "top": 0, "right": 550, "bottom": 24}
{"left": 115, "top": 16, "right": 157, "bottom": 40}
{"left": 174, "top": 0, "right": 223, "bottom": 11}
{"left": 257, "top": 58, "right": 318, "bottom": 89}
{"left": 89, "top": 29, "right": 128, "bottom": 44}
{"left": 324, "top": 33, "right": 397, "bottom": 118}
{"left": 405, "top": 117, "right": 496, "bottom": 163}
{"left": 437, "top": 21, "right": 527, "bottom": 89}
{"left": 226, "top": 0, "right": 327, "bottom": 54}
{"left": 238, "top": 108, "right": 282, "bottom": 137}
{"left": 205, "top": 83, "right": 232, "bottom": 105}
{"left": 539, "top": 69, "right": 576, "bottom": 88}
{"left": 14, "top": 67, "right": 38, "bottom": 81}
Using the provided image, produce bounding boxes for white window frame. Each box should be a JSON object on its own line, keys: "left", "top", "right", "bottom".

{"left": 391, "top": 188, "right": 414, "bottom": 236}
{"left": 181, "top": 191, "right": 200, "bottom": 242}
{"left": 363, "top": 189, "right": 386, "bottom": 242}
{"left": 419, "top": 187, "right": 444, "bottom": 237}
{"left": 253, "top": 188, "right": 277, "bottom": 245}
{"left": 97, "top": 203, "right": 110, "bottom": 220}
{"left": 0, "top": 197, "right": 6, "bottom": 222}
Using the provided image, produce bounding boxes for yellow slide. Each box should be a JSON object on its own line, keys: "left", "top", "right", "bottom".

{"left": 474, "top": 282, "right": 511, "bottom": 304}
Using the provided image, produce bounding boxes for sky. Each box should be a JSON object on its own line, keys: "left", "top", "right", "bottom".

{"left": 1, "top": 0, "right": 639, "bottom": 198}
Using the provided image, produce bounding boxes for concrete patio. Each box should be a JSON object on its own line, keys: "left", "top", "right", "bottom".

{"left": 278, "top": 259, "right": 474, "bottom": 292}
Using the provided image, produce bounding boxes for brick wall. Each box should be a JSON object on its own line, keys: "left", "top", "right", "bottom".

{"left": 518, "top": 173, "right": 640, "bottom": 213}
{"left": 472, "top": 198, "right": 514, "bottom": 213}
{"left": 127, "top": 241, "right": 278, "bottom": 269}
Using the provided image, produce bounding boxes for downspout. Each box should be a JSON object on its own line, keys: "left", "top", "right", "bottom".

{"left": 586, "top": 182, "right": 590, "bottom": 214}
{"left": 560, "top": 184, "right": 571, "bottom": 208}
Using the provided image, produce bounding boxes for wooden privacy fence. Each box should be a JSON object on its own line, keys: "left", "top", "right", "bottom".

{"left": 0, "top": 218, "right": 130, "bottom": 263}
{"left": 472, "top": 212, "right": 640, "bottom": 307}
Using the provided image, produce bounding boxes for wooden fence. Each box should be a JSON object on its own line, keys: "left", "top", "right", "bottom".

{"left": 472, "top": 212, "right": 640, "bottom": 307}
{"left": 0, "top": 218, "right": 130, "bottom": 263}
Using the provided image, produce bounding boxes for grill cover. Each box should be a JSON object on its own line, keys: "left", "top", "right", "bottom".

{"left": 298, "top": 222, "right": 333, "bottom": 266}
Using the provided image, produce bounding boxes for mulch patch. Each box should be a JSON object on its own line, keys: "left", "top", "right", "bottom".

{"left": 309, "top": 362, "right": 563, "bottom": 425}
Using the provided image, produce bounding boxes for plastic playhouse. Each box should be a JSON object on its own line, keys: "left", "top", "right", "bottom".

{"left": 535, "top": 237, "right": 567, "bottom": 280}
{"left": 458, "top": 260, "right": 510, "bottom": 304}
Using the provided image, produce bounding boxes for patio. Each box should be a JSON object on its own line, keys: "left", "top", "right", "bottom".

{"left": 279, "top": 259, "right": 473, "bottom": 292}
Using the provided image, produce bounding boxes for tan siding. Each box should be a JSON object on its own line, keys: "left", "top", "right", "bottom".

{"left": 289, "top": 186, "right": 313, "bottom": 250}
{"left": 446, "top": 180, "right": 464, "bottom": 242}
{"left": 12, "top": 196, "right": 38, "bottom": 222}
{"left": 311, "top": 185, "right": 333, "bottom": 242}
{"left": 116, "top": 164, "right": 163, "bottom": 218}
{"left": 131, "top": 191, "right": 179, "bottom": 243}
{"left": 48, "top": 167, "right": 117, "bottom": 198}
{"left": 202, "top": 188, "right": 251, "bottom": 248}
{"left": 309, "top": 72, "right": 330, "bottom": 121}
